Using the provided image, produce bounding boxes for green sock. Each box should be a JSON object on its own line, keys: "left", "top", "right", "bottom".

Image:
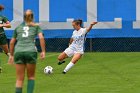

{"left": 15, "top": 87, "right": 22, "bottom": 93}
{"left": 27, "top": 80, "right": 35, "bottom": 93}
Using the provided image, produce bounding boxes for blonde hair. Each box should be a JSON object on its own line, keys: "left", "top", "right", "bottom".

{"left": 24, "top": 10, "right": 34, "bottom": 23}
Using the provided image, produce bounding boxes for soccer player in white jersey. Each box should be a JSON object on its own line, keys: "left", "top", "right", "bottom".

{"left": 57, "top": 19, "right": 97, "bottom": 74}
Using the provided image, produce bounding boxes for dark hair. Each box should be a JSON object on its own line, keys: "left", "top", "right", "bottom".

{"left": 24, "top": 10, "right": 34, "bottom": 23}
{"left": 73, "top": 19, "right": 83, "bottom": 27}
{"left": 0, "top": 5, "right": 4, "bottom": 11}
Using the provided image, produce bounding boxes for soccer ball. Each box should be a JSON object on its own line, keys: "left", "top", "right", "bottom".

{"left": 44, "top": 66, "right": 53, "bottom": 74}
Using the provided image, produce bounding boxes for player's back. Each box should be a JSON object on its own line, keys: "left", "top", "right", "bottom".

{"left": 14, "top": 23, "right": 40, "bottom": 53}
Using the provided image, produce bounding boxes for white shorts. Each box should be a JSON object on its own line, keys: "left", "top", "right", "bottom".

{"left": 64, "top": 47, "right": 84, "bottom": 57}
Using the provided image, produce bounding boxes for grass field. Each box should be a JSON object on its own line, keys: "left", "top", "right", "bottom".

{"left": 0, "top": 52, "right": 140, "bottom": 93}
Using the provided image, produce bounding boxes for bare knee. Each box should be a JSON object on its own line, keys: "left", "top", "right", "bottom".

{"left": 71, "top": 54, "right": 82, "bottom": 64}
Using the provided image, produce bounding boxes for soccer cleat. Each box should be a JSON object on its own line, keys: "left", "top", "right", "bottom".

{"left": 62, "top": 71, "right": 66, "bottom": 74}
{"left": 0, "top": 67, "right": 2, "bottom": 73}
{"left": 58, "top": 61, "right": 65, "bottom": 65}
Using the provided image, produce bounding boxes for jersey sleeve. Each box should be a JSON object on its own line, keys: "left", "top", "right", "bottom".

{"left": 82, "top": 28, "right": 88, "bottom": 35}
{"left": 71, "top": 31, "right": 75, "bottom": 38}
{"left": 12, "top": 28, "right": 17, "bottom": 38}
{"left": 3, "top": 16, "right": 9, "bottom": 23}
{"left": 37, "top": 26, "right": 43, "bottom": 34}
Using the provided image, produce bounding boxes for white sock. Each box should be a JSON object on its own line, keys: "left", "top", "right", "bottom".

{"left": 64, "top": 62, "right": 74, "bottom": 72}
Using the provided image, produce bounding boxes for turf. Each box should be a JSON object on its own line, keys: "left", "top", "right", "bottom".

{"left": 0, "top": 52, "right": 140, "bottom": 93}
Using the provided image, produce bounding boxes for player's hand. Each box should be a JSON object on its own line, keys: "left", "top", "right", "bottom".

{"left": 8, "top": 55, "right": 14, "bottom": 65}
{"left": 40, "top": 52, "right": 45, "bottom": 60}
{"left": 91, "top": 22, "right": 98, "bottom": 25}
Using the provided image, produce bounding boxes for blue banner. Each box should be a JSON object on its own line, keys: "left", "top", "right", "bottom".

{"left": 0, "top": 0, "right": 139, "bottom": 38}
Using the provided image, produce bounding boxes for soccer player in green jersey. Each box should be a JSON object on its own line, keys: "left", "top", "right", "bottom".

{"left": 0, "top": 5, "right": 11, "bottom": 73}
{"left": 8, "top": 9, "right": 46, "bottom": 93}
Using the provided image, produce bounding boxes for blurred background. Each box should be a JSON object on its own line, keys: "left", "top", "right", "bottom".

{"left": 0, "top": 0, "right": 139, "bottom": 52}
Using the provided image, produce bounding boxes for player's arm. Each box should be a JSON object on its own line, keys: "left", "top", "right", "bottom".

{"left": 86, "top": 22, "right": 98, "bottom": 33}
{"left": 2, "top": 21, "right": 11, "bottom": 28}
{"left": 8, "top": 38, "right": 16, "bottom": 64}
{"left": 9, "top": 28, "right": 17, "bottom": 56}
{"left": 38, "top": 33, "right": 46, "bottom": 59}
{"left": 9, "top": 38, "right": 16, "bottom": 56}
{"left": 69, "top": 38, "right": 73, "bottom": 46}
{"left": 8, "top": 28, "right": 17, "bottom": 64}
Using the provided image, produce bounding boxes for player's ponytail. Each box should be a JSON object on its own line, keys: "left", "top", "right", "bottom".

{"left": 73, "top": 19, "right": 83, "bottom": 27}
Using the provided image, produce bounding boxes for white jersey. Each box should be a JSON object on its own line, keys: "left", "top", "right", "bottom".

{"left": 69, "top": 28, "right": 87, "bottom": 52}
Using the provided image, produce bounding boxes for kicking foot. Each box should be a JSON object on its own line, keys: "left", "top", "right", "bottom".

{"left": 58, "top": 61, "right": 65, "bottom": 65}
{"left": 62, "top": 71, "right": 66, "bottom": 74}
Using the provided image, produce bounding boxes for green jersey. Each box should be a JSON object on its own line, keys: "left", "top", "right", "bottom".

{"left": 0, "top": 15, "right": 9, "bottom": 34}
{"left": 13, "top": 23, "right": 42, "bottom": 53}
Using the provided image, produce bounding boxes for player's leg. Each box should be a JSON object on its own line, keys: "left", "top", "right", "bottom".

{"left": 26, "top": 64, "right": 36, "bottom": 93}
{"left": 15, "top": 64, "right": 26, "bottom": 93}
{"left": 26, "top": 52, "right": 37, "bottom": 93}
{"left": 0, "top": 34, "right": 9, "bottom": 56}
{"left": 14, "top": 52, "right": 26, "bottom": 93}
{"left": 1, "top": 44, "right": 10, "bottom": 56}
{"left": 63, "top": 53, "right": 82, "bottom": 74}
{"left": 58, "top": 48, "right": 74, "bottom": 65}
{"left": 0, "top": 44, "right": 9, "bottom": 73}
{"left": 57, "top": 52, "right": 68, "bottom": 65}
{"left": 0, "top": 35, "right": 9, "bottom": 73}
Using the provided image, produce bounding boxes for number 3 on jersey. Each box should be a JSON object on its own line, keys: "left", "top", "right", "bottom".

{"left": 22, "top": 26, "right": 29, "bottom": 37}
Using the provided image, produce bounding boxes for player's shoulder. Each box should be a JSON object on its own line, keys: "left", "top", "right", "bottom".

{"left": 15, "top": 23, "right": 25, "bottom": 30}
{"left": 31, "top": 23, "right": 41, "bottom": 29}
{"left": 80, "top": 27, "right": 87, "bottom": 33}
{"left": 33, "top": 24, "right": 42, "bottom": 32}
{"left": 35, "top": 24, "right": 41, "bottom": 28}
{"left": 72, "top": 29, "right": 77, "bottom": 34}
{"left": 80, "top": 27, "right": 87, "bottom": 31}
